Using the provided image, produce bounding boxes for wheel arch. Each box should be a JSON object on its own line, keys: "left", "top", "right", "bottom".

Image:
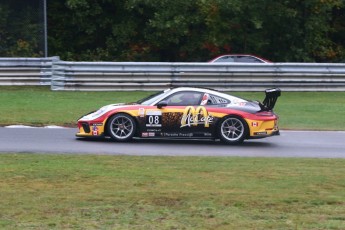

{"left": 104, "top": 112, "right": 141, "bottom": 137}
{"left": 216, "top": 114, "right": 250, "bottom": 141}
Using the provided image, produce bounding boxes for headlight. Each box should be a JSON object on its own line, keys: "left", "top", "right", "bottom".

{"left": 80, "top": 106, "right": 108, "bottom": 121}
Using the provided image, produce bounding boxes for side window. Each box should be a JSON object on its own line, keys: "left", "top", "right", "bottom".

{"left": 206, "top": 94, "right": 230, "bottom": 105}
{"left": 215, "top": 56, "right": 235, "bottom": 62}
{"left": 235, "top": 56, "right": 262, "bottom": 63}
{"left": 164, "top": 92, "right": 203, "bottom": 106}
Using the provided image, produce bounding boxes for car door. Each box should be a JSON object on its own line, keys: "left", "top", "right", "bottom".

{"left": 156, "top": 91, "right": 216, "bottom": 138}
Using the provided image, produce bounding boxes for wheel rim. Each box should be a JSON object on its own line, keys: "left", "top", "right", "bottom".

{"left": 110, "top": 115, "right": 134, "bottom": 139}
{"left": 221, "top": 117, "right": 245, "bottom": 142}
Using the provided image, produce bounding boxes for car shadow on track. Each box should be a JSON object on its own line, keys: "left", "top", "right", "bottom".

{"left": 75, "top": 137, "right": 275, "bottom": 148}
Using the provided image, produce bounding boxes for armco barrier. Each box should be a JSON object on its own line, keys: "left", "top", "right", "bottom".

{"left": 0, "top": 57, "right": 59, "bottom": 85}
{"left": 51, "top": 61, "right": 345, "bottom": 91}
{"left": 1, "top": 57, "right": 345, "bottom": 91}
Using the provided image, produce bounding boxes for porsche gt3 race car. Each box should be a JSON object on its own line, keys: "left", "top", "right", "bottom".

{"left": 76, "top": 87, "right": 281, "bottom": 145}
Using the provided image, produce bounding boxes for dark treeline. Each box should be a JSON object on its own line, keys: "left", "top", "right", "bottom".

{"left": 1, "top": 0, "right": 345, "bottom": 62}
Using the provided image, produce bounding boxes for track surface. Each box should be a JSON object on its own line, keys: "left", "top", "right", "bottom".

{"left": 1, "top": 127, "right": 345, "bottom": 158}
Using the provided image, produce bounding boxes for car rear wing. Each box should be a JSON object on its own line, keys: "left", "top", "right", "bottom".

{"left": 260, "top": 88, "right": 281, "bottom": 111}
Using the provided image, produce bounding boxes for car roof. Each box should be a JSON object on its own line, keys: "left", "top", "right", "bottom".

{"left": 160, "top": 87, "right": 246, "bottom": 102}
{"left": 168, "top": 87, "right": 220, "bottom": 94}
{"left": 138, "top": 86, "right": 248, "bottom": 105}
{"left": 209, "top": 54, "right": 271, "bottom": 63}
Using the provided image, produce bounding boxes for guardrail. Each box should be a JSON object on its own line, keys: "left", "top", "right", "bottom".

{"left": 0, "top": 57, "right": 59, "bottom": 86}
{"left": 1, "top": 57, "right": 345, "bottom": 91}
{"left": 52, "top": 61, "right": 345, "bottom": 91}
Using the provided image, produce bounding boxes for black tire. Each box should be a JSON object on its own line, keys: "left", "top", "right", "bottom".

{"left": 218, "top": 116, "right": 248, "bottom": 145}
{"left": 107, "top": 113, "right": 136, "bottom": 142}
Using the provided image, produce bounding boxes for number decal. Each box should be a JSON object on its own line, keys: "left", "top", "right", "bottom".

{"left": 146, "top": 111, "right": 162, "bottom": 127}
{"left": 148, "top": 115, "right": 161, "bottom": 125}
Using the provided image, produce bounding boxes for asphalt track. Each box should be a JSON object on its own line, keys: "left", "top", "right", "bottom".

{"left": 0, "top": 127, "right": 345, "bottom": 158}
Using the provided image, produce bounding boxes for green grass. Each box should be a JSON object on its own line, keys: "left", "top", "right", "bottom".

{"left": 0, "top": 154, "right": 344, "bottom": 229}
{"left": 232, "top": 91, "right": 345, "bottom": 130}
{"left": 1, "top": 86, "right": 344, "bottom": 130}
{"left": 1, "top": 86, "right": 345, "bottom": 229}
{"left": 0, "top": 86, "right": 150, "bottom": 127}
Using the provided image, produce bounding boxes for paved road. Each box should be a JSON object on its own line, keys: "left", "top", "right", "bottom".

{"left": 0, "top": 127, "right": 345, "bottom": 158}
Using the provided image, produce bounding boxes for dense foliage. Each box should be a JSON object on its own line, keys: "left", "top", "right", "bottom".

{"left": 1, "top": 0, "right": 345, "bottom": 62}
{"left": 0, "top": 0, "right": 44, "bottom": 57}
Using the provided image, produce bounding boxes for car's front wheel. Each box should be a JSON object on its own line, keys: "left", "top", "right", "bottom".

{"left": 107, "top": 113, "right": 136, "bottom": 142}
{"left": 218, "top": 116, "right": 248, "bottom": 145}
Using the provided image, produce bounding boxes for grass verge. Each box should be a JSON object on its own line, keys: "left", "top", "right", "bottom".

{"left": 1, "top": 86, "right": 345, "bottom": 130}
{"left": 0, "top": 154, "right": 344, "bottom": 229}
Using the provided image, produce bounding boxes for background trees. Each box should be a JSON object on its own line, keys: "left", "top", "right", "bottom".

{"left": 1, "top": 0, "right": 344, "bottom": 62}
{"left": 0, "top": 0, "right": 44, "bottom": 57}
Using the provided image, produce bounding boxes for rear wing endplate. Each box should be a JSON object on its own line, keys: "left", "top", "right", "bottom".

{"left": 260, "top": 88, "right": 281, "bottom": 111}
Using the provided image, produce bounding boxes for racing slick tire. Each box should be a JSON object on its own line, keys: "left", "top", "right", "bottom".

{"left": 107, "top": 113, "right": 136, "bottom": 142}
{"left": 218, "top": 116, "right": 248, "bottom": 145}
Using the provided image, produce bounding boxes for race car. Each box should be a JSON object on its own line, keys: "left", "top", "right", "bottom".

{"left": 76, "top": 87, "right": 281, "bottom": 145}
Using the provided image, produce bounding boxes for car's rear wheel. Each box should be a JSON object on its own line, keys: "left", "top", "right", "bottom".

{"left": 107, "top": 113, "right": 136, "bottom": 142}
{"left": 218, "top": 116, "right": 248, "bottom": 145}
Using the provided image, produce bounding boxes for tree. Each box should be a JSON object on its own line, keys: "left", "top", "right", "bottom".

{"left": 2, "top": 0, "right": 342, "bottom": 62}
{"left": 0, "top": 0, "right": 44, "bottom": 57}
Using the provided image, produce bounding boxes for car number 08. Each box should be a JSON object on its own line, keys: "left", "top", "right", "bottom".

{"left": 146, "top": 115, "right": 162, "bottom": 127}
{"left": 149, "top": 115, "right": 160, "bottom": 125}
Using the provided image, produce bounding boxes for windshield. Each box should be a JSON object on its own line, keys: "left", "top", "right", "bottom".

{"left": 137, "top": 88, "right": 172, "bottom": 105}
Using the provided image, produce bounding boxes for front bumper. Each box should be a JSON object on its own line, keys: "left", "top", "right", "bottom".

{"left": 76, "top": 121, "right": 106, "bottom": 138}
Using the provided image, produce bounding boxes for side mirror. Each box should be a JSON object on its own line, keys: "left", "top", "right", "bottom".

{"left": 157, "top": 101, "right": 168, "bottom": 109}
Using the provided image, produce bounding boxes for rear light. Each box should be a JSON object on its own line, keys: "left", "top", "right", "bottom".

{"left": 255, "top": 111, "right": 274, "bottom": 116}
